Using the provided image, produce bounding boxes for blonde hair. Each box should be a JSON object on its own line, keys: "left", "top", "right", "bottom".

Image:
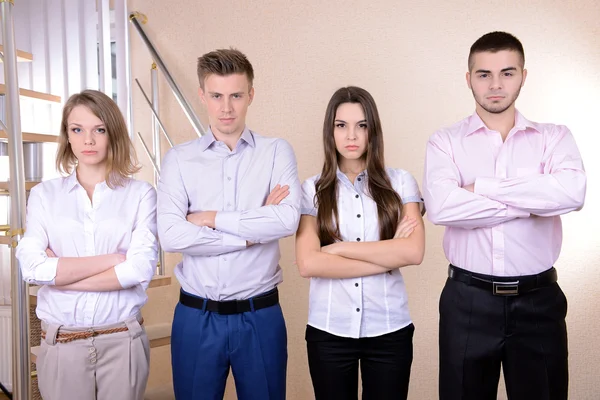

{"left": 56, "top": 90, "right": 140, "bottom": 187}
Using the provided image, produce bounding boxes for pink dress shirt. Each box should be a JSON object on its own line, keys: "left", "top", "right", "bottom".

{"left": 423, "top": 111, "right": 586, "bottom": 276}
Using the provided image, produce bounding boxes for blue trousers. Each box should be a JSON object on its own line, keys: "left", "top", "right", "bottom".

{"left": 171, "top": 290, "right": 287, "bottom": 400}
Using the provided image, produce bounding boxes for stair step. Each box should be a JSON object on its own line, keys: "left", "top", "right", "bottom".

{"left": 0, "top": 130, "right": 58, "bottom": 143}
{"left": 0, "top": 45, "right": 33, "bottom": 62}
{"left": 29, "top": 275, "right": 172, "bottom": 305}
{"left": 0, "top": 181, "right": 40, "bottom": 192}
{"left": 30, "top": 322, "right": 172, "bottom": 363}
{"left": 0, "top": 84, "right": 61, "bottom": 103}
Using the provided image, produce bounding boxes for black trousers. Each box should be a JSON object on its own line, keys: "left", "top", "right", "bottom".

{"left": 439, "top": 274, "right": 569, "bottom": 400}
{"left": 306, "top": 323, "right": 414, "bottom": 400}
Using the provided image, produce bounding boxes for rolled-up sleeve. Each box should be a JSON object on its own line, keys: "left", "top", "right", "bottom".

{"left": 16, "top": 186, "right": 59, "bottom": 285}
{"left": 114, "top": 185, "right": 158, "bottom": 290}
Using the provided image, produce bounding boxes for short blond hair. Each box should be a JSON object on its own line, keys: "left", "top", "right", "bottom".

{"left": 197, "top": 48, "right": 254, "bottom": 89}
{"left": 56, "top": 90, "right": 139, "bottom": 187}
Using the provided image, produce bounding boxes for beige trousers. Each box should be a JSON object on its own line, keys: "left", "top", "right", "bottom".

{"left": 37, "top": 315, "right": 150, "bottom": 400}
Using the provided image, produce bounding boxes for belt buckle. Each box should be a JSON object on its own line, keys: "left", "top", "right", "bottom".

{"left": 493, "top": 281, "right": 519, "bottom": 296}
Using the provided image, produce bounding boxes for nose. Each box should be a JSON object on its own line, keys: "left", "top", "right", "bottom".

{"left": 347, "top": 126, "right": 357, "bottom": 140}
{"left": 222, "top": 97, "right": 232, "bottom": 113}
{"left": 83, "top": 130, "right": 95, "bottom": 146}
{"left": 490, "top": 75, "right": 502, "bottom": 91}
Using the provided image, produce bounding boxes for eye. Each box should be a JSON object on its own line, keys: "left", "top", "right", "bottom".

{"left": 71, "top": 127, "right": 82, "bottom": 134}
{"left": 335, "top": 123, "right": 345, "bottom": 128}
{"left": 359, "top": 123, "right": 368, "bottom": 129}
{"left": 96, "top": 128, "right": 106, "bottom": 134}
{"left": 503, "top": 72, "right": 513, "bottom": 77}
{"left": 211, "top": 94, "right": 221, "bottom": 99}
{"left": 478, "top": 73, "right": 489, "bottom": 79}
{"left": 232, "top": 94, "right": 242, "bottom": 99}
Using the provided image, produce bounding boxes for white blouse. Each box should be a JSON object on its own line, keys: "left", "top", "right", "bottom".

{"left": 301, "top": 168, "right": 423, "bottom": 338}
{"left": 16, "top": 173, "right": 158, "bottom": 327}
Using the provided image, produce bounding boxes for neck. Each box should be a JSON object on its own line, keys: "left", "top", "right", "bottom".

{"left": 211, "top": 127, "right": 244, "bottom": 151}
{"left": 76, "top": 163, "right": 106, "bottom": 188}
{"left": 476, "top": 105, "right": 516, "bottom": 140}
{"left": 338, "top": 158, "right": 366, "bottom": 175}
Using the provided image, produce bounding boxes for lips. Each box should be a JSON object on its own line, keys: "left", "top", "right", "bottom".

{"left": 345, "top": 145, "right": 359, "bottom": 151}
{"left": 81, "top": 151, "right": 97, "bottom": 155}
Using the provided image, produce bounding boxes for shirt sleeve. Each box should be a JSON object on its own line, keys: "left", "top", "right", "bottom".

{"left": 157, "top": 147, "right": 247, "bottom": 256}
{"left": 423, "top": 131, "right": 529, "bottom": 230}
{"left": 113, "top": 184, "right": 159, "bottom": 290}
{"left": 393, "top": 169, "right": 424, "bottom": 214}
{"left": 16, "top": 186, "right": 60, "bottom": 285}
{"left": 300, "top": 178, "right": 318, "bottom": 217}
{"left": 215, "top": 139, "right": 301, "bottom": 244}
{"left": 474, "top": 126, "right": 586, "bottom": 217}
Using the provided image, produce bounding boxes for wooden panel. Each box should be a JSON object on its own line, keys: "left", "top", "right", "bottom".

{"left": 0, "top": 44, "right": 33, "bottom": 62}
{"left": 0, "top": 84, "right": 61, "bottom": 103}
{"left": 148, "top": 275, "right": 171, "bottom": 289}
{"left": 0, "top": 130, "right": 58, "bottom": 143}
{"left": 0, "top": 181, "right": 40, "bottom": 191}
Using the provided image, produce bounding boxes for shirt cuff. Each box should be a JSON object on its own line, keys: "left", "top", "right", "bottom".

{"left": 34, "top": 257, "right": 59, "bottom": 285}
{"left": 113, "top": 260, "right": 142, "bottom": 289}
{"left": 222, "top": 233, "right": 247, "bottom": 247}
{"left": 215, "top": 211, "right": 241, "bottom": 236}
{"left": 474, "top": 177, "right": 500, "bottom": 198}
{"left": 507, "top": 205, "right": 530, "bottom": 218}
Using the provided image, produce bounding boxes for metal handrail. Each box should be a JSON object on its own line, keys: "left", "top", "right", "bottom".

{"left": 134, "top": 79, "right": 175, "bottom": 148}
{"left": 129, "top": 12, "right": 205, "bottom": 138}
{"left": 1, "top": 0, "right": 32, "bottom": 398}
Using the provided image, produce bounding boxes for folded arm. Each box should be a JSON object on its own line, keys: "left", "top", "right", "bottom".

{"left": 423, "top": 133, "right": 529, "bottom": 229}
{"left": 321, "top": 203, "right": 425, "bottom": 269}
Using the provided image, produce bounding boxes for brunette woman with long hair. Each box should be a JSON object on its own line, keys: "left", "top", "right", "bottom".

{"left": 296, "top": 86, "right": 425, "bottom": 399}
{"left": 16, "top": 90, "right": 157, "bottom": 400}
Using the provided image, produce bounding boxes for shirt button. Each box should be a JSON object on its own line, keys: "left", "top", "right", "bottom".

{"left": 356, "top": 308, "right": 360, "bottom": 312}
{"left": 356, "top": 238, "right": 361, "bottom": 242}
{"left": 355, "top": 283, "right": 359, "bottom": 287}
{"left": 355, "top": 194, "right": 359, "bottom": 199}
{"left": 357, "top": 214, "right": 361, "bottom": 218}
{"left": 227, "top": 177, "right": 231, "bottom": 181}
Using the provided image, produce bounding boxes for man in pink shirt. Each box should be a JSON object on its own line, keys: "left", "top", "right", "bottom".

{"left": 423, "top": 31, "right": 586, "bottom": 400}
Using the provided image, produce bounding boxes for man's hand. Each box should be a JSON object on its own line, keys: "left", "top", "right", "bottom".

{"left": 394, "top": 215, "right": 418, "bottom": 239}
{"left": 45, "top": 248, "right": 56, "bottom": 258}
{"left": 265, "top": 184, "right": 290, "bottom": 206}
{"left": 463, "top": 183, "right": 475, "bottom": 192}
{"left": 187, "top": 211, "right": 217, "bottom": 228}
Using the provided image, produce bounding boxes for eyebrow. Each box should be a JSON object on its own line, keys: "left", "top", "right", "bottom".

{"left": 68, "top": 123, "right": 105, "bottom": 127}
{"left": 335, "top": 119, "right": 367, "bottom": 124}
{"left": 208, "top": 91, "right": 245, "bottom": 96}
{"left": 475, "top": 67, "right": 518, "bottom": 74}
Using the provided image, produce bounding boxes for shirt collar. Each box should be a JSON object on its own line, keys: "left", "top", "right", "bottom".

{"left": 63, "top": 171, "right": 110, "bottom": 193}
{"left": 465, "top": 109, "right": 541, "bottom": 136}
{"left": 199, "top": 126, "right": 255, "bottom": 152}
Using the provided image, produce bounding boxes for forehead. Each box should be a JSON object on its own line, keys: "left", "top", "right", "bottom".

{"left": 470, "top": 50, "right": 523, "bottom": 71}
{"left": 67, "top": 105, "right": 103, "bottom": 125}
{"left": 335, "top": 102, "right": 365, "bottom": 120}
{"left": 203, "top": 73, "right": 251, "bottom": 92}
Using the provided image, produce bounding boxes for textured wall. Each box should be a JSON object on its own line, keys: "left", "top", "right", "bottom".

{"left": 129, "top": 1, "right": 600, "bottom": 398}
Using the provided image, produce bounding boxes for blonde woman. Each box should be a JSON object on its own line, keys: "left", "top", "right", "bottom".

{"left": 16, "top": 90, "right": 158, "bottom": 400}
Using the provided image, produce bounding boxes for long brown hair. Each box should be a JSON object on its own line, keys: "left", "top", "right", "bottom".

{"left": 56, "top": 90, "right": 140, "bottom": 188}
{"left": 315, "top": 86, "right": 402, "bottom": 245}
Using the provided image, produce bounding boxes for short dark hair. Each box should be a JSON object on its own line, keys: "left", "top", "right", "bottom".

{"left": 468, "top": 31, "right": 525, "bottom": 71}
{"left": 196, "top": 48, "right": 254, "bottom": 89}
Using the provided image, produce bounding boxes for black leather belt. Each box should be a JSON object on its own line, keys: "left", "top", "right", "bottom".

{"left": 179, "top": 288, "right": 279, "bottom": 315}
{"left": 448, "top": 265, "right": 557, "bottom": 296}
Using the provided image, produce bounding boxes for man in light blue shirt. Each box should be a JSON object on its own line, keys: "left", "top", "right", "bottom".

{"left": 157, "top": 48, "right": 301, "bottom": 400}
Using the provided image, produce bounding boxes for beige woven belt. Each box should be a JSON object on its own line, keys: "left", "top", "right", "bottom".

{"left": 41, "top": 318, "right": 144, "bottom": 344}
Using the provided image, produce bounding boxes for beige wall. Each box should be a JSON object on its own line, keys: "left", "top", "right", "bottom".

{"left": 129, "top": 1, "right": 600, "bottom": 398}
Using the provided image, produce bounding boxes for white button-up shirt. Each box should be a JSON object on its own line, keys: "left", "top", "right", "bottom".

{"left": 301, "top": 168, "right": 423, "bottom": 338}
{"left": 16, "top": 173, "right": 158, "bottom": 327}
{"left": 157, "top": 128, "right": 301, "bottom": 301}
